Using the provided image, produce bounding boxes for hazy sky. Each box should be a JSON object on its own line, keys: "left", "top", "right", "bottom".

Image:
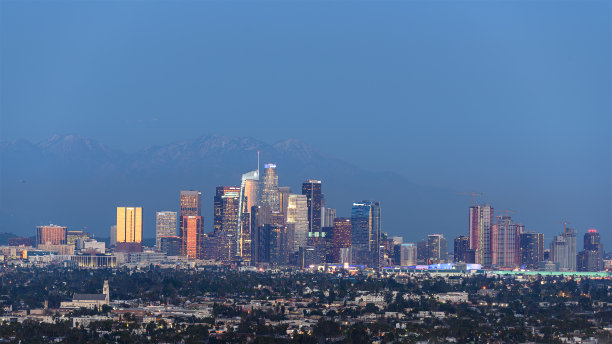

{"left": 1, "top": 1, "right": 611, "bottom": 242}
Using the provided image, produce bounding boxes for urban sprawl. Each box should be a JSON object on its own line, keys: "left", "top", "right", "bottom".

{"left": 1, "top": 162, "right": 611, "bottom": 343}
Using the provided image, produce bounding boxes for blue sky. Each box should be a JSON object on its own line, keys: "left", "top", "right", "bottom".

{"left": 1, "top": 1, "right": 610, "bottom": 245}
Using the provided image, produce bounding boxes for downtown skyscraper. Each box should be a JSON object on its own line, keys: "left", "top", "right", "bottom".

{"left": 260, "top": 164, "right": 280, "bottom": 212}
{"left": 155, "top": 211, "right": 177, "bottom": 250}
{"left": 214, "top": 186, "right": 241, "bottom": 263}
{"left": 578, "top": 229, "right": 604, "bottom": 271}
{"left": 237, "top": 168, "right": 258, "bottom": 263}
{"left": 351, "top": 201, "right": 381, "bottom": 267}
{"left": 179, "top": 190, "right": 203, "bottom": 259}
{"left": 286, "top": 194, "right": 308, "bottom": 252}
{"left": 427, "top": 234, "right": 447, "bottom": 264}
{"left": 302, "top": 180, "right": 323, "bottom": 236}
{"left": 115, "top": 207, "right": 143, "bottom": 252}
{"left": 453, "top": 235, "right": 469, "bottom": 263}
{"left": 550, "top": 225, "right": 577, "bottom": 271}
{"left": 519, "top": 231, "right": 544, "bottom": 269}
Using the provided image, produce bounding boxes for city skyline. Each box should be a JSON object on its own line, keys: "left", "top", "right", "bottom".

{"left": 1, "top": 0, "right": 610, "bottom": 251}
{"left": 0, "top": 1, "right": 610, "bottom": 341}
{"left": 1, "top": 143, "right": 609, "bottom": 252}
{"left": 14, "top": 157, "right": 607, "bottom": 262}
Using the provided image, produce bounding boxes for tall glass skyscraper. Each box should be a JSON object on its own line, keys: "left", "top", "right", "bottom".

{"left": 155, "top": 211, "right": 177, "bottom": 250}
{"left": 260, "top": 164, "right": 280, "bottom": 212}
{"left": 578, "top": 229, "right": 603, "bottom": 271}
{"left": 286, "top": 194, "right": 308, "bottom": 252}
{"left": 332, "top": 218, "right": 351, "bottom": 263}
{"left": 214, "top": 186, "right": 241, "bottom": 263}
{"left": 350, "top": 201, "right": 381, "bottom": 267}
{"left": 179, "top": 190, "right": 203, "bottom": 259}
{"left": 427, "top": 234, "right": 447, "bottom": 264}
{"left": 519, "top": 231, "right": 544, "bottom": 269}
{"left": 237, "top": 170, "right": 258, "bottom": 263}
{"left": 302, "top": 180, "right": 323, "bottom": 235}
{"left": 181, "top": 215, "right": 203, "bottom": 259}
{"left": 564, "top": 227, "right": 577, "bottom": 271}
{"left": 453, "top": 235, "right": 469, "bottom": 263}
{"left": 550, "top": 225, "right": 577, "bottom": 271}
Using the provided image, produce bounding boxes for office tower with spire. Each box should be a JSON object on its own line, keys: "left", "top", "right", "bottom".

{"left": 351, "top": 201, "right": 381, "bottom": 267}
{"left": 468, "top": 203, "right": 494, "bottom": 267}
{"left": 302, "top": 180, "right": 323, "bottom": 235}
{"left": 115, "top": 207, "right": 143, "bottom": 252}
{"left": 179, "top": 190, "right": 203, "bottom": 259}
{"left": 237, "top": 165, "right": 259, "bottom": 264}
{"left": 155, "top": 211, "right": 177, "bottom": 251}
{"left": 519, "top": 231, "right": 544, "bottom": 269}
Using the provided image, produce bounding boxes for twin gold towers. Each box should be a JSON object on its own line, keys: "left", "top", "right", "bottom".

{"left": 115, "top": 207, "right": 143, "bottom": 250}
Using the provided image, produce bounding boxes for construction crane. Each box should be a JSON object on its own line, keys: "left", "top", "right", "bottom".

{"left": 457, "top": 192, "right": 483, "bottom": 206}
{"left": 553, "top": 220, "right": 571, "bottom": 237}
{"left": 496, "top": 209, "right": 515, "bottom": 218}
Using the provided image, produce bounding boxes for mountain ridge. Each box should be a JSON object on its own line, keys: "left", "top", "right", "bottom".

{"left": 0, "top": 134, "right": 466, "bottom": 245}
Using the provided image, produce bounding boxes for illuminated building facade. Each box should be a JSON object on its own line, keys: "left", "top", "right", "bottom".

{"left": 351, "top": 201, "right": 381, "bottom": 267}
{"left": 400, "top": 243, "right": 417, "bottom": 266}
{"left": 214, "top": 186, "right": 241, "bottom": 263}
{"left": 237, "top": 169, "right": 259, "bottom": 264}
{"left": 179, "top": 190, "right": 202, "bottom": 258}
{"left": 287, "top": 194, "right": 308, "bottom": 252}
{"left": 36, "top": 224, "right": 67, "bottom": 247}
{"left": 180, "top": 190, "right": 202, "bottom": 217}
{"left": 578, "top": 229, "right": 603, "bottom": 271}
{"left": 332, "top": 217, "right": 351, "bottom": 263}
{"left": 155, "top": 211, "right": 177, "bottom": 250}
{"left": 67, "top": 230, "right": 90, "bottom": 246}
{"left": 427, "top": 234, "right": 447, "bottom": 264}
{"left": 519, "top": 231, "right": 544, "bottom": 269}
{"left": 260, "top": 164, "right": 280, "bottom": 212}
{"left": 181, "top": 215, "right": 203, "bottom": 259}
{"left": 468, "top": 203, "right": 494, "bottom": 267}
{"left": 115, "top": 207, "right": 143, "bottom": 252}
